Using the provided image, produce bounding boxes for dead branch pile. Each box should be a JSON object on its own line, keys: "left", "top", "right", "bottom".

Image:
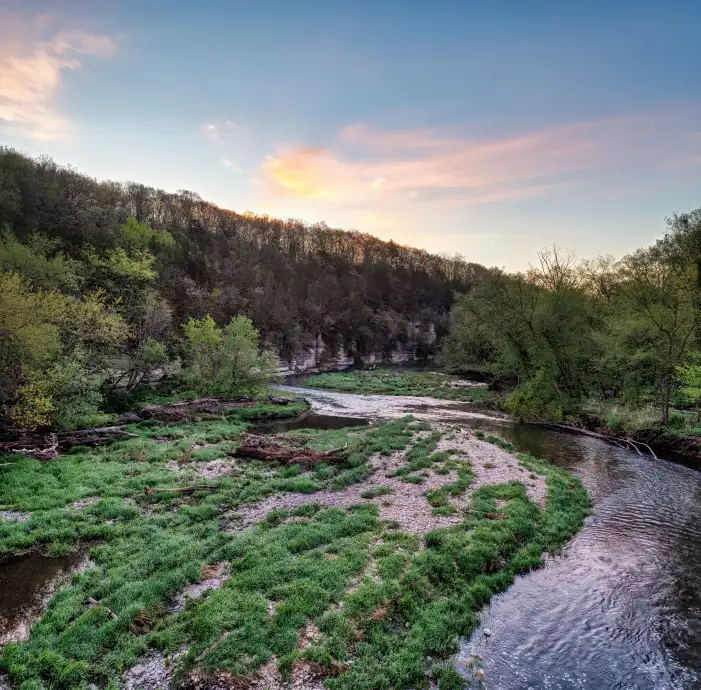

{"left": 0, "top": 428, "right": 137, "bottom": 459}
{"left": 134, "top": 397, "right": 255, "bottom": 423}
{"left": 234, "top": 434, "right": 347, "bottom": 465}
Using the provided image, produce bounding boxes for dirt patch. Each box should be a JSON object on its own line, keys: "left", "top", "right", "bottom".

{"left": 170, "top": 562, "right": 230, "bottom": 613}
{"left": 230, "top": 447, "right": 462, "bottom": 539}
{"left": 124, "top": 649, "right": 187, "bottom": 690}
{"left": 187, "top": 622, "right": 327, "bottom": 690}
{"left": 167, "top": 457, "right": 242, "bottom": 481}
{"left": 0, "top": 511, "right": 31, "bottom": 522}
{"left": 71, "top": 496, "right": 100, "bottom": 511}
{"left": 231, "top": 425, "right": 547, "bottom": 541}
{"left": 436, "top": 429, "right": 547, "bottom": 507}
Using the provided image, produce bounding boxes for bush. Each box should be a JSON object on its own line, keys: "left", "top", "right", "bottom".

{"left": 1, "top": 272, "right": 128, "bottom": 430}
{"left": 503, "top": 385, "right": 564, "bottom": 421}
{"left": 182, "top": 315, "right": 278, "bottom": 396}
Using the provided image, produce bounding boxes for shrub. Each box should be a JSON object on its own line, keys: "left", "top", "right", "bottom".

{"left": 182, "top": 315, "right": 278, "bottom": 396}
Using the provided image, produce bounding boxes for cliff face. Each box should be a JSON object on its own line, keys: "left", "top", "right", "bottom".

{"left": 274, "top": 323, "right": 437, "bottom": 375}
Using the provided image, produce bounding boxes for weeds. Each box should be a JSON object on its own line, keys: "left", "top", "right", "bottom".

{"left": 304, "top": 370, "right": 499, "bottom": 405}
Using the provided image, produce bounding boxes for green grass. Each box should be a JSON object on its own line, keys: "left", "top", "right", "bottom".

{"left": 0, "top": 407, "right": 590, "bottom": 690}
{"left": 304, "top": 370, "right": 500, "bottom": 405}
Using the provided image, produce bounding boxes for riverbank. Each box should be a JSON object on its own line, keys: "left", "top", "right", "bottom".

{"left": 303, "top": 370, "right": 499, "bottom": 406}
{"left": 0, "top": 397, "right": 588, "bottom": 689}
{"left": 304, "top": 370, "right": 701, "bottom": 462}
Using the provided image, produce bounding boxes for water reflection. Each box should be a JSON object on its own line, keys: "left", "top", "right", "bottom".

{"left": 0, "top": 551, "right": 88, "bottom": 644}
{"left": 454, "top": 421, "right": 701, "bottom": 690}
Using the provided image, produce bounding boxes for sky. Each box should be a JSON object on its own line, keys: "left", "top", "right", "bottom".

{"left": 1, "top": 0, "right": 700, "bottom": 269}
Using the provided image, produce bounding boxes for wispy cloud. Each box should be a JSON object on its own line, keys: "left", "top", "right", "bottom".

{"left": 249, "top": 107, "right": 700, "bottom": 239}
{"left": 200, "top": 120, "right": 245, "bottom": 172}
{"left": 220, "top": 156, "right": 242, "bottom": 172}
{"left": 201, "top": 120, "right": 239, "bottom": 145}
{"left": 0, "top": 12, "right": 116, "bottom": 140}
{"left": 262, "top": 113, "right": 697, "bottom": 208}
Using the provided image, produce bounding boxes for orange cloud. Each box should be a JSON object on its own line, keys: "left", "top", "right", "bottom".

{"left": 261, "top": 112, "right": 696, "bottom": 209}
{"left": 0, "top": 12, "right": 115, "bottom": 140}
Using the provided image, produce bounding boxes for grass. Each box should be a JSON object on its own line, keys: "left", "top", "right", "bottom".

{"left": 304, "top": 369, "right": 500, "bottom": 405}
{"left": 0, "top": 402, "right": 590, "bottom": 690}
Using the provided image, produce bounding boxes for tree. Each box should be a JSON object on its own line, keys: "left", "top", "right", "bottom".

{"left": 0, "top": 272, "right": 129, "bottom": 429}
{"left": 619, "top": 247, "right": 695, "bottom": 423}
{"left": 182, "top": 315, "right": 278, "bottom": 396}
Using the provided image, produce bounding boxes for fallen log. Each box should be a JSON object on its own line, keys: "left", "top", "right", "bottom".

{"left": 144, "top": 484, "right": 217, "bottom": 496}
{"left": 137, "top": 397, "right": 255, "bottom": 422}
{"left": 234, "top": 434, "right": 346, "bottom": 464}
{"left": 267, "top": 394, "right": 292, "bottom": 405}
{"left": 529, "top": 421, "right": 659, "bottom": 459}
{"left": 0, "top": 426, "right": 140, "bottom": 459}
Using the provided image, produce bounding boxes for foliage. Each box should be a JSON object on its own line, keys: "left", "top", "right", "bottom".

{"left": 0, "top": 229, "right": 81, "bottom": 291}
{"left": 0, "top": 415, "right": 588, "bottom": 689}
{"left": 676, "top": 362, "right": 701, "bottom": 421}
{"left": 0, "top": 272, "right": 128, "bottom": 429}
{"left": 443, "top": 219, "right": 701, "bottom": 430}
{"left": 0, "top": 148, "right": 482, "bottom": 379}
{"left": 182, "top": 315, "right": 278, "bottom": 397}
{"left": 305, "top": 369, "right": 497, "bottom": 404}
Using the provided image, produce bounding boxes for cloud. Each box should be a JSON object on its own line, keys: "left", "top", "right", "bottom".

{"left": 201, "top": 120, "right": 239, "bottom": 145}
{"left": 260, "top": 111, "right": 698, "bottom": 214}
{"left": 220, "top": 156, "right": 241, "bottom": 172}
{"left": 0, "top": 14, "right": 116, "bottom": 140}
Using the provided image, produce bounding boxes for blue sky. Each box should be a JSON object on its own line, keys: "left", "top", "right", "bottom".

{"left": 1, "top": 0, "right": 700, "bottom": 268}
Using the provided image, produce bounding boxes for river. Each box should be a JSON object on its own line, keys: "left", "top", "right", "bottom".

{"left": 279, "top": 382, "right": 701, "bottom": 690}
{"left": 2, "top": 383, "right": 700, "bottom": 688}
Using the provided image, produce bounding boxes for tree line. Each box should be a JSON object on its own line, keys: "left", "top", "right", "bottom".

{"left": 441, "top": 208, "right": 701, "bottom": 429}
{"left": 0, "top": 148, "right": 483, "bottom": 429}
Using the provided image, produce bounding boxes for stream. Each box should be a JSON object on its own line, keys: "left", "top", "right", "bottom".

{"left": 280, "top": 382, "right": 701, "bottom": 690}
{"left": 1, "top": 383, "right": 700, "bottom": 688}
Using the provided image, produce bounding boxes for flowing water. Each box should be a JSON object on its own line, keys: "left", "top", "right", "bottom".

{"left": 283, "top": 382, "right": 701, "bottom": 690}
{"left": 2, "top": 382, "right": 700, "bottom": 688}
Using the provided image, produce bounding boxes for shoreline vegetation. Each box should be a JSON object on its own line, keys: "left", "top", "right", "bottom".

{"left": 304, "top": 369, "right": 701, "bottom": 461}
{"left": 0, "top": 391, "right": 590, "bottom": 690}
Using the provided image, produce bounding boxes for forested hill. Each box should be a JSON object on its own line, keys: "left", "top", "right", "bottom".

{"left": 0, "top": 148, "right": 484, "bottom": 364}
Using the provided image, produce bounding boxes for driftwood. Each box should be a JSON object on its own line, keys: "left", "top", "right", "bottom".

{"left": 0, "top": 397, "right": 261, "bottom": 459}
{"left": 531, "top": 422, "right": 659, "bottom": 459}
{"left": 266, "top": 394, "right": 292, "bottom": 405}
{"left": 0, "top": 428, "right": 137, "bottom": 459}
{"left": 87, "top": 596, "right": 119, "bottom": 619}
{"left": 235, "top": 434, "right": 346, "bottom": 465}
{"left": 136, "top": 397, "right": 254, "bottom": 422}
{"left": 144, "top": 485, "right": 217, "bottom": 496}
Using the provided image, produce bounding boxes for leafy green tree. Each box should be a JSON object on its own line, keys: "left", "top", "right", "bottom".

{"left": 618, "top": 247, "right": 695, "bottom": 422}
{"left": 676, "top": 363, "right": 701, "bottom": 424}
{"left": 0, "top": 272, "right": 128, "bottom": 429}
{"left": 0, "top": 229, "right": 81, "bottom": 291}
{"left": 182, "top": 315, "right": 278, "bottom": 396}
{"left": 117, "top": 216, "right": 175, "bottom": 252}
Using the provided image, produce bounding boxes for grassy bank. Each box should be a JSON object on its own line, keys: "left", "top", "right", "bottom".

{"left": 304, "top": 370, "right": 500, "bottom": 406}
{"left": 0, "top": 402, "right": 589, "bottom": 689}
{"left": 305, "top": 370, "right": 701, "bottom": 460}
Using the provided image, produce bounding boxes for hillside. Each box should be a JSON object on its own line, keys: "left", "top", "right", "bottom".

{"left": 0, "top": 148, "right": 485, "bottom": 372}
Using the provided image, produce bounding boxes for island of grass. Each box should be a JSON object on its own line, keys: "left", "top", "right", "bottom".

{"left": 0, "top": 400, "right": 589, "bottom": 690}
{"left": 303, "top": 369, "right": 500, "bottom": 406}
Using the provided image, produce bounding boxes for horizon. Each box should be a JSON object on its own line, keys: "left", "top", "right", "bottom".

{"left": 1, "top": 0, "right": 700, "bottom": 269}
